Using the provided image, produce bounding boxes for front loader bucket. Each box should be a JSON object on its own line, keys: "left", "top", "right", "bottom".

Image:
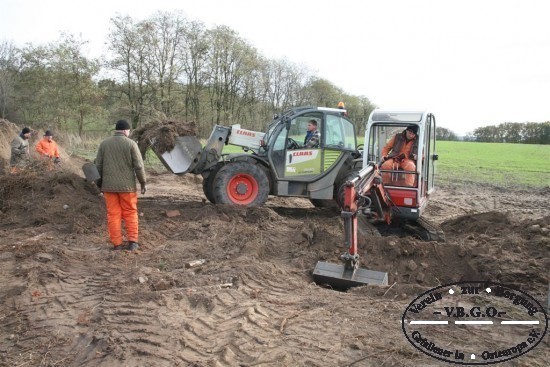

{"left": 154, "top": 136, "right": 203, "bottom": 175}
{"left": 313, "top": 261, "right": 388, "bottom": 289}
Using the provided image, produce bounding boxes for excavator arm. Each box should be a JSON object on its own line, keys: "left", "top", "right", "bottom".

{"left": 341, "top": 164, "right": 393, "bottom": 271}
{"left": 313, "top": 163, "right": 391, "bottom": 289}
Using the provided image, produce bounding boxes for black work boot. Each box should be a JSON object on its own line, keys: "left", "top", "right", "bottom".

{"left": 113, "top": 243, "right": 128, "bottom": 251}
{"left": 127, "top": 242, "right": 139, "bottom": 251}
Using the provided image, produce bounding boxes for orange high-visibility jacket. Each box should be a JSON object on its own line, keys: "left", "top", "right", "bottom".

{"left": 382, "top": 132, "right": 417, "bottom": 159}
{"left": 35, "top": 138, "right": 60, "bottom": 158}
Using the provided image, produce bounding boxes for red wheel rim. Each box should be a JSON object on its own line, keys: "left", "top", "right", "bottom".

{"left": 226, "top": 173, "right": 258, "bottom": 205}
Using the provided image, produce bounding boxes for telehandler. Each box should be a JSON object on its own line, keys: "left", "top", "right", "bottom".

{"left": 150, "top": 107, "right": 441, "bottom": 289}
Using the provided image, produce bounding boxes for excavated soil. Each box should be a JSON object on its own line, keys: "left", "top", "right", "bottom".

{"left": 132, "top": 120, "right": 198, "bottom": 157}
{"left": 0, "top": 130, "right": 549, "bottom": 366}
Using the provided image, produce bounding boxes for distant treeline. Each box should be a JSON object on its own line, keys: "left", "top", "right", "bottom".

{"left": 437, "top": 122, "right": 550, "bottom": 144}
{"left": 0, "top": 11, "right": 376, "bottom": 138}
{"left": 469, "top": 122, "right": 549, "bottom": 144}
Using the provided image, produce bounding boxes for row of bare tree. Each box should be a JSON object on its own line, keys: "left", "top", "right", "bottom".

{"left": 466, "top": 122, "right": 550, "bottom": 144}
{"left": 0, "top": 11, "right": 376, "bottom": 138}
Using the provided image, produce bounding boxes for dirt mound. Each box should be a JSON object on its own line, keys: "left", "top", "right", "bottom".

{"left": 0, "top": 119, "right": 22, "bottom": 171}
{"left": 441, "top": 212, "right": 549, "bottom": 295}
{"left": 0, "top": 168, "right": 102, "bottom": 232}
{"left": 132, "top": 120, "right": 198, "bottom": 157}
{"left": 0, "top": 120, "right": 81, "bottom": 176}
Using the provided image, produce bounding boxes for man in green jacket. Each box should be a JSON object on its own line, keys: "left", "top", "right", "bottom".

{"left": 10, "top": 127, "right": 32, "bottom": 173}
{"left": 95, "top": 120, "right": 147, "bottom": 251}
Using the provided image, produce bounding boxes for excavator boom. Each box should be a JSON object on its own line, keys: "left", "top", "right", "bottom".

{"left": 312, "top": 163, "right": 390, "bottom": 289}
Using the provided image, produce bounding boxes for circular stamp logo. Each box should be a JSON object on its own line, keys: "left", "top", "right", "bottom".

{"left": 401, "top": 281, "right": 548, "bottom": 365}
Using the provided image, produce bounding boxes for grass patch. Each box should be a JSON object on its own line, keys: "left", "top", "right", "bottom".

{"left": 435, "top": 141, "right": 550, "bottom": 188}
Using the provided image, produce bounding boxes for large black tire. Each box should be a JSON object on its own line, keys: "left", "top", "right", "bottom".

{"left": 202, "top": 164, "right": 223, "bottom": 204}
{"left": 213, "top": 162, "right": 269, "bottom": 207}
{"left": 335, "top": 170, "right": 361, "bottom": 209}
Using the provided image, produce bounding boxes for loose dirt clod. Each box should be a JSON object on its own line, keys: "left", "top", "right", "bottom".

{"left": 132, "top": 120, "right": 198, "bottom": 157}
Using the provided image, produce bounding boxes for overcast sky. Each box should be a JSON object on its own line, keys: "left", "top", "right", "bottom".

{"left": 2, "top": 0, "right": 549, "bottom": 135}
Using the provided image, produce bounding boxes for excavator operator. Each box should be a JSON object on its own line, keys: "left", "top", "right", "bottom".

{"left": 381, "top": 125, "right": 418, "bottom": 186}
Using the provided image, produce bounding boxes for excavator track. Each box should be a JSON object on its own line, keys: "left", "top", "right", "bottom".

{"left": 357, "top": 216, "right": 382, "bottom": 238}
{"left": 403, "top": 217, "right": 445, "bottom": 242}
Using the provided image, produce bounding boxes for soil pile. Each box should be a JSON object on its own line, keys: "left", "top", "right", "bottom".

{"left": 0, "top": 120, "right": 80, "bottom": 176}
{"left": 132, "top": 120, "right": 198, "bottom": 157}
{"left": 0, "top": 169, "right": 102, "bottom": 232}
{"left": 0, "top": 119, "right": 23, "bottom": 172}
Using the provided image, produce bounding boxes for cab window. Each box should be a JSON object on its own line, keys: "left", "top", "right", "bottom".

{"left": 324, "top": 114, "right": 356, "bottom": 150}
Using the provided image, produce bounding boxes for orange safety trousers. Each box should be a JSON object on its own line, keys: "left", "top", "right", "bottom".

{"left": 103, "top": 192, "right": 139, "bottom": 246}
{"left": 381, "top": 158, "right": 416, "bottom": 187}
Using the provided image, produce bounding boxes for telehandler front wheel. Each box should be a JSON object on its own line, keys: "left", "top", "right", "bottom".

{"left": 213, "top": 162, "right": 269, "bottom": 206}
{"left": 202, "top": 163, "right": 223, "bottom": 204}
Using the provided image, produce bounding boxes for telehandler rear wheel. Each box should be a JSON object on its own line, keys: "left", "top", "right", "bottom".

{"left": 213, "top": 162, "right": 269, "bottom": 206}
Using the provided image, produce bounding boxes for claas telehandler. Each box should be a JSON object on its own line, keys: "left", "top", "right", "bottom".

{"left": 151, "top": 107, "right": 440, "bottom": 289}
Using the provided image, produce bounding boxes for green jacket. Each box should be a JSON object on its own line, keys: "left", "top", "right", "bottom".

{"left": 95, "top": 132, "right": 146, "bottom": 192}
{"left": 10, "top": 134, "right": 30, "bottom": 166}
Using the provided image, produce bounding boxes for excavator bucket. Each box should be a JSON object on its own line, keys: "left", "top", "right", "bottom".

{"left": 313, "top": 261, "right": 388, "bottom": 290}
{"left": 154, "top": 136, "right": 203, "bottom": 175}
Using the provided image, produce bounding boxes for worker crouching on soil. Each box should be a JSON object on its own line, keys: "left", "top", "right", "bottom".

{"left": 10, "top": 127, "right": 32, "bottom": 174}
{"left": 95, "top": 120, "right": 147, "bottom": 251}
{"left": 381, "top": 125, "right": 418, "bottom": 187}
{"left": 35, "top": 130, "right": 60, "bottom": 170}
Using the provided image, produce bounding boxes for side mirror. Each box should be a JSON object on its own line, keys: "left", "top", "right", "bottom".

{"left": 432, "top": 154, "right": 439, "bottom": 161}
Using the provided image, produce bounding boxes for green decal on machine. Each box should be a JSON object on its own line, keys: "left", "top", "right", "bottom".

{"left": 285, "top": 149, "right": 321, "bottom": 176}
{"left": 323, "top": 150, "right": 342, "bottom": 171}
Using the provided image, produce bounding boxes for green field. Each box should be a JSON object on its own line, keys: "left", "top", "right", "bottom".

{"left": 435, "top": 141, "right": 550, "bottom": 188}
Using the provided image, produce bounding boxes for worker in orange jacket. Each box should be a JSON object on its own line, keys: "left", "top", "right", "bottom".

{"left": 35, "top": 130, "right": 60, "bottom": 169}
{"left": 380, "top": 125, "right": 418, "bottom": 186}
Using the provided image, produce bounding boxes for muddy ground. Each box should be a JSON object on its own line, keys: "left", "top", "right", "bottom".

{"left": 0, "top": 132, "right": 549, "bottom": 366}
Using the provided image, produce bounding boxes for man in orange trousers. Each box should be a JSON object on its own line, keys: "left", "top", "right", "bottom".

{"left": 380, "top": 125, "right": 418, "bottom": 187}
{"left": 95, "top": 120, "right": 147, "bottom": 251}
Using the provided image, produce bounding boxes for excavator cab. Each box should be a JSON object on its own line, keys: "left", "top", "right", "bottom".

{"left": 364, "top": 111, "right": 438, "bottom": 220}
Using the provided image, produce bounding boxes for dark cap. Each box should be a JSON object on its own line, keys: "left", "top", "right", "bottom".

{"left": 115, "top": 120, "right": 131, "bottom": 130}
{"left": 406, "top": 125, "right": 418, "bottom": 135}
{"left": 44, "top": 130, "right": 53, "bottom": 136}
{"left": 22, "top": 127, "right": 31, "bottom": 134}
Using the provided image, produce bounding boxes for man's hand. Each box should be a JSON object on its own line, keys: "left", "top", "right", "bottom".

{"left": 141, "top": 184, "right": 147, "bottom": 195}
